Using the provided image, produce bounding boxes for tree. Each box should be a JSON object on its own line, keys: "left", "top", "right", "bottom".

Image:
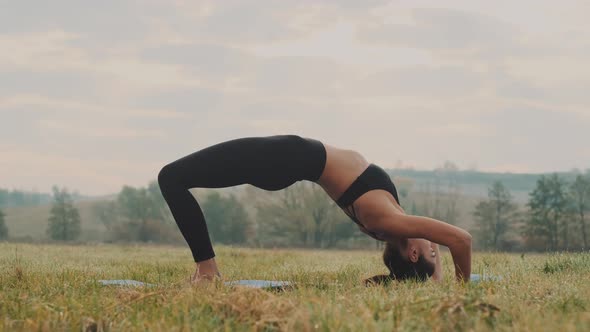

{"left": 117, "top": 186, "right": 156, "bottom": 224}
{"left": 255, "top": 183, "right": 310, "bottom": 247}
{"left": 525, "top": 174, "right": 569, "bottom": 251}
{"left": 147, "top": 180, "right": 174, "bottom": 224}
{"left": 441, "top": 162, "right": 462, "bottom": 225}
{"left": 472, "top": 181, "right": 519, "bottom": 250}
{"left": 303, "top": 184, "right": 333, "bottom": 247}
{"left": 569, "top": 174, "right": 590, "bottom": 249}
{"left": 0, "top": 188, "right": 53, "bottom": 207}
{"left": 112, "top": 184, "right": 177, "bottom": 242}
{"left": 202, "top": 192, "right": 252, "bottom": 244}
{"left": 92, "top": 200, "right": 121, "bottom": 232}
{"left": 255, "top": 182, "right": 357, "bottom": 248}
{"left": 0, "top": 209, "right": 8, "bottom": 240}
{"left": 91, "top": 182, "right": 181, "bottom": 243}
{"left": 47, "top": 186, "right": 81, "bottom": 241}
{"left": 414, "top": 163, "right": 462, "bottom": 225}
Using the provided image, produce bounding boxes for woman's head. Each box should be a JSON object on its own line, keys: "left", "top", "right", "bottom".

{"left": 365, "top": 239, "right": 435, "bottom": 285}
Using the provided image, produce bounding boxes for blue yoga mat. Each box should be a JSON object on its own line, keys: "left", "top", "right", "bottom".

{"left": 97, "top": 279, "right": 292, "bottom": 289}
{"left": 470, "top": 274, "right": 503, "bottom": 282}
{"left": 98, "top": 276, "right": 498, "bottom": 288}
{"left": 224, "top": 280, "right": 293, "bottom": 289}
{"left": 98, "top": 279, "right": 156, "bottom": 287}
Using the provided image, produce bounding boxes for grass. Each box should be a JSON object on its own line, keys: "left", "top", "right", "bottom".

{"left": 1, "top": 243, "right": 589, "bottom": 331}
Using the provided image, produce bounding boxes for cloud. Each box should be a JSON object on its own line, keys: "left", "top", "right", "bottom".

{"left": 472, "top": 105, "right": 590, "bottom": 168}
{"left": 0, "top": 95, "right": 192, "bottom": 166}
{"left": 0, "top": 94, "right": 189, "bottom": 119}
{"left": 142, "top": 42, "right": 359, "bottom": 98}
{"left": 141, "top": 40, "right": 485, "bottom": 100}
{"left": 2, "top": 0, "right": 590, "bottom": 194}
{"left": 0, "top": 30, "right": 202, "bottom": 98}
{"left": 0, "top": 30, "right": 87, "bottom": 71}
{"left": 141, "top": 43, "right": 259, "bottom": 86}
{"left": 0, "top": 143, "right": 162, "bottom": 194}
{"left": 357, "top": 8, "right": 516, "bottom": 50}
{"left": 0, "top": 69, "right": 104, "bottom": 100}
{"left": 0, "top": 1, "right": 151, "bottom": 46}
{"left": 355, "top": 6, "right": 574, "bottom": 68}
{"left": 37, "top": 119, "right": 165, "bottom": 139}
{"left": 504, "top": 57, "right": 590, "bottom": 107}
{"left": 157, "top": 0, "right": 392, "bottom": 45}
{"left": 356, "top": 65, "right": 485, "bottom": 97}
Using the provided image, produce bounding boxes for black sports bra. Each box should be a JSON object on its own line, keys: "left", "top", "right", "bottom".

{"left": 336, "top": 164, "right": 400, "bottom": 239}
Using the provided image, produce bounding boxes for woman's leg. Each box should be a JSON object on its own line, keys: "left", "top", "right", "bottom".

{"left": 157, "top": 135, "right": 326, "bottom": 263}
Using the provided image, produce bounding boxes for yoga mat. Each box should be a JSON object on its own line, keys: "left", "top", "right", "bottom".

{"left": 470, "top": 274, "right": 503, "bottom": 282}
{"left": 223, "top": 280, "right": 293, "bottom": 290}
{"left": 98, "top": 276, "right": 500, "bottom": 288}
{"left": 97, "top": 279, "right": 156, "bottom": 287}
{"left": 97, "top": 279, "right": 293, "bottom": 290}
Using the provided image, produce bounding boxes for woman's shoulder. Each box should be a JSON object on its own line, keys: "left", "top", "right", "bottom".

{"left": 355, "top": 190, "right": 404, "bottom": 222}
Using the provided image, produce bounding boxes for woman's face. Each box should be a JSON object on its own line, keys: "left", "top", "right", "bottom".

{"left": 407, "top": 238, "right": 437, "bottom": 266}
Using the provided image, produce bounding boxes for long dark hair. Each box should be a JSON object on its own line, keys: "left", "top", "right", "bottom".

{"left": 365, "top": 242, "right": 434, "bottom": 285}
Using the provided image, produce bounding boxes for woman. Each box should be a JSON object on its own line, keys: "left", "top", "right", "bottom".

{"left": 158, "top": 135, "right": 472, "bottom": 283}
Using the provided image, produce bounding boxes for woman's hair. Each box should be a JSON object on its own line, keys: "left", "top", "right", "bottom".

{"left": 365, "top": 242, "right": 434, "bottom": 285}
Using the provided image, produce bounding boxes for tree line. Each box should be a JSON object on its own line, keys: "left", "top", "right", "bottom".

{"left": 0, "top": 181, "right": 366, "bottom": 248}
{"left": 0, "top": 189, "right": 53, "bottom": 208}
{"left": 472, "top": 173, "right": 590, "bottom": 251}
{"left": 1, "top": 171, "right": 588, "bottom": 252}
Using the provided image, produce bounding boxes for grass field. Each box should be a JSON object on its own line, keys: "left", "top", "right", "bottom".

{"left": 1, "top": 243, "right": 589, "bottom": 331}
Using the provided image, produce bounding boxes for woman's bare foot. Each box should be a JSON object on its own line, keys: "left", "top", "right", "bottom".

{"left": 191, "top": 258, "right": 222, "bottom": 283}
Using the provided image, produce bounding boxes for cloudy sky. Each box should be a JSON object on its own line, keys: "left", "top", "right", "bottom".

{"left": 1, "top": 0, "right": 589, "bottom": 195}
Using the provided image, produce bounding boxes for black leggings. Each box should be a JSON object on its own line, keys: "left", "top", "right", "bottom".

{"left": 157, "top": 135, "right": 327, "bottom": 262}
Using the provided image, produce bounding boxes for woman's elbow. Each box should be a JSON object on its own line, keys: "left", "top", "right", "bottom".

{"left": 464, "top": 231, "right": 473, "bottom": 243}
{"left": 448, "top": 229, "right": 472, "bottom": 252}
{"left": 460, "top": 231, "right": 472, "bottom": 250}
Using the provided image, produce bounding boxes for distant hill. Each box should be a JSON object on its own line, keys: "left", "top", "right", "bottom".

{"left": 0, "top": 188, "right": 98, "bottom": 208}
{"left": 0, "top": 187, "right": 115, "bottom": 208}
{"left": 387, "top": 168, "right": 584, "bottom": 203}
{"left": 4, "top": 169, "right": 586, "bottom": 207}
{"left": 0, "top": 189, "right": 52, "bottom": 208}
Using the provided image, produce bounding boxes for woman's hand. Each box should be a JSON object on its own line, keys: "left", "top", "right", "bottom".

{"left": 430, "top": 243, "right": 443, "bottom": 282}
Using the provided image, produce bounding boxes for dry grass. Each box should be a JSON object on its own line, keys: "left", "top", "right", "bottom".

{"left": 1, "top": 243, "right": 589, "bottom": 331}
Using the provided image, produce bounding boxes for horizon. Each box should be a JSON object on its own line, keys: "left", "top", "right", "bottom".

{"left": 3, "top": 165, "right": 588, "bottom": 197}
{"left": 2, "top": 1, "right": 589, "bottom": 195}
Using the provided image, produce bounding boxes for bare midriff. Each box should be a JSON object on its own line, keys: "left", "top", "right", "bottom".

{"left": 316, "top": 143, "right": 404, "bottom": 230}
{"left": 316, "top": 143, "right": 370, "bottom": 203}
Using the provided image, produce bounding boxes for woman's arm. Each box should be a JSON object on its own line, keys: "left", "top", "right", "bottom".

{"left": 372, "top": 213, "right": 471, "bottom": 281}
{"left": 359, "top": 194, "right": 471, "bottom": 281}
{"left": 396, "top": 205, "right": 445, "bottom": 281}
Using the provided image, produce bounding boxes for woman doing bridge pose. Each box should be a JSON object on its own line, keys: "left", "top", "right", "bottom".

{"left": 158, "top": 135, "right": 472, "bottom": 283}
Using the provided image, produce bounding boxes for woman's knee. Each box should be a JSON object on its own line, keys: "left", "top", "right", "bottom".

{"left": 158, "top": 163, "right": 178, "bottom": 192}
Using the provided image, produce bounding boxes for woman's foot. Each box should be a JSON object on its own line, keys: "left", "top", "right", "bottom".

{"left": 191, "top": 258, "right": 221, "bottom": 283}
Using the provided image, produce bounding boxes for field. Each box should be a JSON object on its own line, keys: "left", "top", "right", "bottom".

{"left": 1, "top": 243, "right": 589, "bottom": 331}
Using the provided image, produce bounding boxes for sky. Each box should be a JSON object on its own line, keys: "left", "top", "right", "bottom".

{"left": 1, "top": 0, "right": 589, "bottom": 195}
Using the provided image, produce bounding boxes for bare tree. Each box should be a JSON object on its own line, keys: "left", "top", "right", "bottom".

{"left": 525, "top": 174, "right": 569, "bottom": 251}
{"left": 47, "top": 186, "right": 81, "bottom": 241}
{"left": 473, "top": 181, "right": 519, "bottom": 250}
{"left": 570, "top": 174, "right": 590, "bottom": 249}
{"left": 0, "top": 209, "right": 8, "bottom": 240}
